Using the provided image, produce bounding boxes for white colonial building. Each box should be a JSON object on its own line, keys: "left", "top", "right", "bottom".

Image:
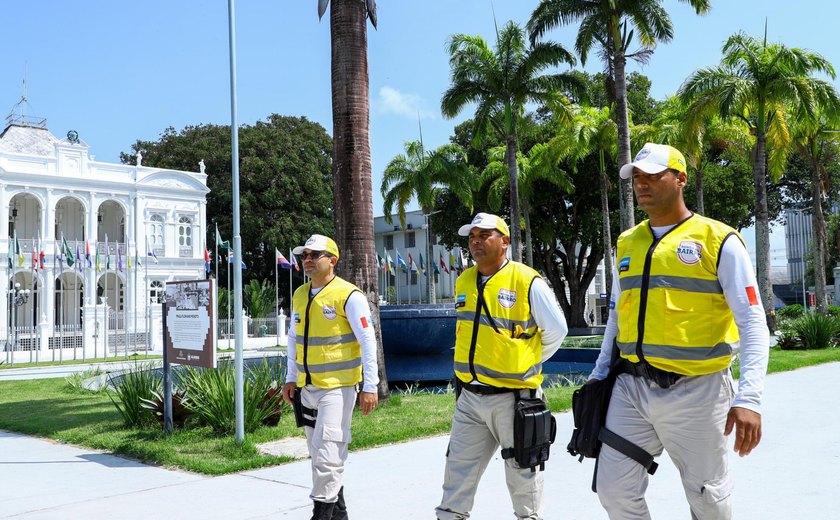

{"left": 1, "top": 115, "right": 209, "bottom": 362}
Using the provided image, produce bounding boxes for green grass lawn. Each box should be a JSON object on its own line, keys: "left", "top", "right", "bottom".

{"left": 0, "top": 346, "right": 836, "bottom": 475}
{"left": 0, "top": 354, "right": 160, "bottom": 370}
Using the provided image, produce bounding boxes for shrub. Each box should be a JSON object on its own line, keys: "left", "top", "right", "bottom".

{"left": 108, "top": 363, "right": 162, "bottom": 427}
{"left": 141, "top": 390, "right": 193, "bottom": 428}
{"left": 65, "top": 368, "right": 106, "bottom": 393}
{"left": 180, "top": 359, "right": 284, "bottom": 434}
{"left": 777, "top": 304, "right": 805, "bottom": 320}
{"left": 827, "top": 305, "right": 840, "bottom": 319}
{"left": 776, "top": 332, "right": 804, "bottom": 351}
{"left": 791, "top": 313, "right": 840, "bottom": 350}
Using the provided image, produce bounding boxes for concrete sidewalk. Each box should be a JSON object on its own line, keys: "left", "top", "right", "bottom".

{"left": 2, "top": 363, "right": 839, "bottom": 519}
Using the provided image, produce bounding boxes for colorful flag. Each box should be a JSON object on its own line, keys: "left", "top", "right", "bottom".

{"left": 117, "top": 245, "right": 124, "bottom": 272}
{"left": 104, "top": 235, "right": 110, "bottom": 270}
{"left": 31, "top": 238, "right": 38, "bottom": 270}
{"left": 62, "top": 238, "right": 75, "bottom": 268}
{"left": 128, "top": 249, "right": 134, "bottom": 270}
{"left": 38, "top": 237, "right": 46, "bottom": 270}
{"left": 147, "top": 249, "right": 159, "bottom": 264}
{"left": 16, "top": 235, "right": 23, "bottom": 267}
{"left": 377, "top": 253, "right": 384, "bottom": 271}
{"left": 449, "top": 251, "right": 457, "bottom": 273}
{"left": 397, "top": 252, "right": 408, "bottom": 273}
{"left": 7, "top": 237, "right": 12, "bottom": 269}
{"left": 205, "top": 247, "right": 212, "bottom": 273}
{"left": 276, "top": 248, "right": 291, "bottom": 269}
{"left": 228, "top": 251, "right": 247, "bottom": 270}
{"left": 440, "top": 252, "right": 448, "bottom": 274}
{"left": 216, "top": 226, "right": 231, "bottom": 250}
{"left": 85, "top": 240, "right": 92, "bottom": 269}
{"left": 290, "top": 249, "right": 300, "bottom": 272}
{"left": 408, "top": 252, "right": 417, "bottom": 273}
{"left": 75, "top": 244, "right": 82, "bottom": 271}
{"left": 419, "top": 253, "right": 426, "bottom": 275}
{"left": 386, "top": 252, "right": 395, "bottom": 274}
{"left": 95, "top": 242, "right": 102, "bottom": 272}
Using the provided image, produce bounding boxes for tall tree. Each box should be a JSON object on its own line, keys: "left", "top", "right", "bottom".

{"left": 122, "top": 115, "right": 333, "bottom": 292}
{"left": 529, "top": 0, "right": 711, "bottom": 232}
{"left": 317, "top": 0, "right": 388, "bottom": 396}
{"left": 790, "top": 110, "right": 840, "bottom": 312}
{"left": 381, "top": 140, "right": 474, "bottom": 303}
{"left": 441, "top": 20, "right": 582, "bottom": 262}
{"left": 679, "top": 32, "right": 837, "bottom": 329}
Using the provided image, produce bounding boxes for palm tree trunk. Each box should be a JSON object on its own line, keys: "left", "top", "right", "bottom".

{"left": 329, "top": 0, "right": 388, "bottom": 397}
{"left": 810, "top": 155, "right": 828, "bottom": 313}
{"left": 600, "top": 155, "right": 613, "bottom": 302}
{"left": 695, "top": 167, "right": 705, "bottom": 215}
{"left": 506, "top": 134, "right": 523, "bottom": 262}
{"left": 425, "top": 209, "right": 436, "bottom": 304}
{"left": 523, "top": 200, "right": 533, "bottom": 267}
{"left": 753, "top": 132, "right": 776, "bottom": 331}
{"left": 613, "top": 51, "right": 635, "bottom": 232}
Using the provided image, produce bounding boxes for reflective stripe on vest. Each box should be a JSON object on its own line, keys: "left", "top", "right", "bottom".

{"left": 616, "top": 214, "right": 739, "bottom": 376}
{"left": 292, "top": 276, "right": 362, "bottom": 389}
{"left": 454, "top": 261, "right": 543, "bottom": 389}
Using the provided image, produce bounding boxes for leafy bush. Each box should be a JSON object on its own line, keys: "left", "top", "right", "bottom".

{"left": 141, "top": 389, "right": 193, "bottom": 428}
{"left": 65, "top": 368, "right": 106, "bottom": 393}
{"left": 180, "top": 359, "right": 284, "bottom": 434}
{"left": 776, "top": 332, "right": 804, "bottom": 351}
{"left": 827, "top": 305, "right": 840, "bottom": 319}
{"left": 108, "top": 363, "right": 162, "bottom": 427}
{"left": 791, "top": 313, "right": 840, "bottom": 350}
{"left": 777, "top": 304, "right": 805, "bottom": 320}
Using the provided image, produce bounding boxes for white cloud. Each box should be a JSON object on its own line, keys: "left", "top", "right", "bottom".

{"left": 377, "top": 86, "right": 435, "bottom": 119}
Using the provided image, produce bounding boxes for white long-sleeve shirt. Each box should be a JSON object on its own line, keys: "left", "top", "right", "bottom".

{"left": 285, "top": 288, "right": 380, "bottom": 393}
{"left": 590, "top": 225, "right": 770, "bottom": 412}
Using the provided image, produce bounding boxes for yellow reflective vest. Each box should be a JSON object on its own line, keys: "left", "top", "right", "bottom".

{"left": 292, "top": 276, "right": 362, "bottom": 389}
{"left": 454, "top": 261, "right": 543, "bottom": 389}
{"left": 616, "top": 214, "right": 740, "bottom": 376}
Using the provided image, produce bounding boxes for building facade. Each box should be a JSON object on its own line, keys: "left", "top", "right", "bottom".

{"left": 1, "top": 118, "right": 209, "bottom": 362}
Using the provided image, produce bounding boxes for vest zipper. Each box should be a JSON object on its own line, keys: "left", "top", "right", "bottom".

{"left": 303, "top": 289, "right": 315, "bottom": 386}
{"left": 469, "top": 262, "right": 507, "bottom": 383}
{"left": 635, "top": 214, "right": 694, "bottom": 363}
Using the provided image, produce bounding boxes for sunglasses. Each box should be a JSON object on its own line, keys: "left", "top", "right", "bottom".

{"left": 300, "top": 251, "right": 328, "bottom": 260}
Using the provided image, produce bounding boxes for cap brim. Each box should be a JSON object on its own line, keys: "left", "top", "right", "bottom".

{"left": 619, "top": 160, "right": 668, "bottom": 180}
{"left": 292, "top": 246, "right": 306, "bottom": 255}
{"left": 457, "top": 224, "right": 474, "bottom": 236}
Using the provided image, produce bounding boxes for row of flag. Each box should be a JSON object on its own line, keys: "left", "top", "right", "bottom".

{"left": 377, "top": 249, "right": 466, "bottom": 276}
{"left": 6, "top": 234, "right": 160, "bottom": 273}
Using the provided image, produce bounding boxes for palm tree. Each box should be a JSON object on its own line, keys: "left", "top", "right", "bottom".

{"left": 528, "top": 0, "right": 711, "bottom": 232}
{"left": 441, "top": 20, "right": 582, "bottom": 262}
{"left": 317, "top": 0, "right": 388, "bottom": 395}
{"left": 480, "top": 144, "right": 573, "bottom": 266}
{"left": 381, "top": 140, "right": 474, "bottom": 303}
{"left": 679, "top": 32, "right": 838, "bottom": 329}
{"left": 790, "top": 110, "right": 840, "bottom": 313}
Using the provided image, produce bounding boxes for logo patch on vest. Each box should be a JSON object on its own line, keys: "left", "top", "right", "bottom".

{"left": 322, "top": 305, "right": 337, "bottom": 320}
{"left": 294, "top": 313, "right": 300, "bottom": 324}
{"left": 498, "top": 288, "right": 516, "bottom": 309}
{"left": 676, "top": 241, "right": 703, "bottom": 265}
{"left": 456, "top": 294, "right": 466, "bottom": 308}
{"left": 618, "top": 257, "right": 631, "bottom": 272}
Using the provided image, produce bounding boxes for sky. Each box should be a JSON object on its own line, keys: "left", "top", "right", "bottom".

{"left": 4, "top": 0, "right": 839, "bottom": 268}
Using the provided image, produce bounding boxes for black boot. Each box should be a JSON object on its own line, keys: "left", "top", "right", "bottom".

{"left": 311, "top": 500, "right": 335, "bottom": 520}
{"left": 331, "top": 487, "right": 348, "bottom": 520}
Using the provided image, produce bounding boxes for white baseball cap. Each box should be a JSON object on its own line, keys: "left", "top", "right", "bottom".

{"left": 292, "top": 234, "right": 340, "bottom": 259}
{"left": 619, "top": 143, "right": 687, "bottom": 180}
{"left": 457, "top": 212, "right": 510, "bottom": 237}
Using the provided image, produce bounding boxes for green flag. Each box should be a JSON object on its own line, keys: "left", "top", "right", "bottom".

{"left": 62, "top": 238, "right": 75, "bottom": 268}
{"left": 216, "top": 226, "right": 231, "bottom": 250}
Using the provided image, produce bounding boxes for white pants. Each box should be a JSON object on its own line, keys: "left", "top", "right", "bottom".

{"left": 596, "top": 370, "right": 735, "bottom": 520}
{"left": 436, "top": 388, "right": 544, "bottom": 520}
{"left": 302, "top": 384, "right": 357, "bottom": 503}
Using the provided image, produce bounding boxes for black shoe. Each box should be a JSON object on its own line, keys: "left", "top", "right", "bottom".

{"left": 331, "top": 487, "right": 348, "bottom": 520}
{"left": 311, "top": 500, "right": 336, "bottom": 520}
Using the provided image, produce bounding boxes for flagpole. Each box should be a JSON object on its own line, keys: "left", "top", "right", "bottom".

{"left": 274, "top": 249, "right": 279, "bottom": 347}
{"left": 145, "top": 234, "right": 150, "bottom": 354}
{"left": 289, "top": 248, "right": 293, "bottom": 320}
{"left": 104, "top": 236, "right": 109, "bottom": 359}
{"left": 227, "top": 250, "right": 231, "bottom": 351}
{"left": 133, "top": 246, "right": 138, "bottom": 357}
{"left": 122, "top": 245, "right": 128, "bottom": 361}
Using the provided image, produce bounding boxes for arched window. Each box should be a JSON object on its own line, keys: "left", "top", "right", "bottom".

{"left": 178, "top": 216, "right": 192, "bottom": 257}
{"left": 149, "top": 280, "right": 164, "bottom": 304}
{"left": 149, "top": 214, "right": 164, "bottom": 256}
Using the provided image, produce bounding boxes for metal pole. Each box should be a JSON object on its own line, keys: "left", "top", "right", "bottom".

{"left": 162, "top": 299, "right": 173, "bottom": 434}
{"left": 275, "top": 253, "right": 279, "bottom": 346}
{"left": 227, "top": 0, "right": 245, "bottom": 443}
{"left": 145, "top": 234, "right": 150, "bottom": 354}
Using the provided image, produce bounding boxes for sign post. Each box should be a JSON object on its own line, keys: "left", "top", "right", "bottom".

{"left": 162, "top": 279, "right": 217, "bottom": 433}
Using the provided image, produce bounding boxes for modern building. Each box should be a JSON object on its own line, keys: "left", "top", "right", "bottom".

{"left": 1, "top": 114, "right": 209, "bottom": 362}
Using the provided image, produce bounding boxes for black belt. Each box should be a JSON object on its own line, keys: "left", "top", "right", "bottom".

{"left": 620, "top": 360, "right": 682, "bottom": 389}
{"left": 460, "top": 382, "right": 518, "bottom": 396}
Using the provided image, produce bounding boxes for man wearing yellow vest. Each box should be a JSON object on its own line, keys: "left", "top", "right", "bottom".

{"left": 436, "top": 213, "right": 568, "bottom": 520}
{"left": 280, "top": 234, "right": 378, "bottom": 520}
{"left": 590, "top": 143, "right": 769, "bottom": 519}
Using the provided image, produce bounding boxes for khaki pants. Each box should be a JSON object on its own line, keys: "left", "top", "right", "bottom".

{"left": 302, "top": 385, "right": 357, "bottom": 503}
{"left": 436, "top": 388, "right": 544, "bottom": 520}
{"left": 596, "top": 370, "right": 735, "bottom": 520}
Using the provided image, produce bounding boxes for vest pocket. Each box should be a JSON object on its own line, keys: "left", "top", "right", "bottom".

{"left": 662, "top": 291, "right": 713, "bottom": 347}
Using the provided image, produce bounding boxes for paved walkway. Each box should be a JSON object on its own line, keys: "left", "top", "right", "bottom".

{"left": 2, "top": 363, "right": 839, "bottom": 519}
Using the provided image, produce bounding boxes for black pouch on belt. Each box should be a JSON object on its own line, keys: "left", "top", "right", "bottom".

{"left": 292, "top": 389, "right": 317, "bottom": 428}
{"left": 502, "top": 391, "right": 556, "bottom": 472}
